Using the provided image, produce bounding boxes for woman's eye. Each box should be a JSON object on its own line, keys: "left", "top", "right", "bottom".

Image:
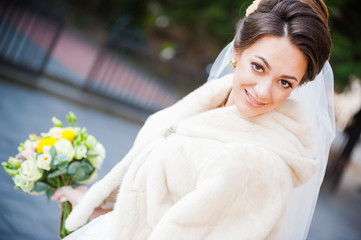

{"left": 279, "top": 80, "right": 292, "bottom": 89}
{"left": 251, "top": 63, "right": 264, "bottom": 72}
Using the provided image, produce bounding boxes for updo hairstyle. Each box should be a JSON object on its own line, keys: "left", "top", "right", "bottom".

{"left": 234, "top": 0, "right": 332, "bottom": 84}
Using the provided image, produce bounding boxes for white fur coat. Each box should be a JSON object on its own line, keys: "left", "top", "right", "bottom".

{"left": 65, "top": 74, "right": 317, "bottom": 240}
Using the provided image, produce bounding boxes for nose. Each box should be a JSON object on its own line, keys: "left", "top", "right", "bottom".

{"left": 254, "top": 78, "right": 272, "bottom": 99}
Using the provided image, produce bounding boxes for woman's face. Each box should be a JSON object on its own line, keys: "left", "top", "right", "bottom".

{"left": 226, "top": 36, "right": 307, "bottom": 117}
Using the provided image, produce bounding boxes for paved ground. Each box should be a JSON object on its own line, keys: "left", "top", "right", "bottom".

{"left": 0, "top": 78, "right": 142, "bottom": 240}
{"left": 1, "top": 77, "right": 361, "bottom": 240}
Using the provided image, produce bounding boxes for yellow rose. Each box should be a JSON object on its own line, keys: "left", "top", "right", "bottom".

{"left": 36, "top": 137, "right": 58, "bottom": 153}
{"left": 61, "top": 128, "right": 74, "bottom": 142}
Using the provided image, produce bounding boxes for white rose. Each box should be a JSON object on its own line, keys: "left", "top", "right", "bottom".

{"left": 37, "top": 153, "right": 52, "bottom": 171}
{"left": 23, "top": 140, "right": 32, "bottom": 150}
{"left": 246, "top": 0, "right": 262, "bottom": 16}
{"left": 14, "top": 175, "right": 35, "bottom": 192}
{"left": 54, "top": 138, "right": 75, "bottom": 161}
{"left": 42, "top": 145, "right": 51, "bottom": 155}
{"left": 75, "top": 145, "right": 87, "bottom": 160}
{"left": 49, "top": 127, "right": 63, "bottom": 138}
{"left": 85, "top": 135, "right": 97, "bottom": 149}
{"left": 88, "top": 143, "right": 106, "bottom": 169}
{"left": 19, "top": 160, "right": 42, "bottom": 182}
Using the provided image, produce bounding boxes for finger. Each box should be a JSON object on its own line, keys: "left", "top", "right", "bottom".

{"left": 51, "top": 186, "right": 73, "bottom": 201}
{"left": 75, "top": 185, "right": 88, "bottom": 193}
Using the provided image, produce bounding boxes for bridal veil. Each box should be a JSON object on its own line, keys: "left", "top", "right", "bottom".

{"left": 208, "top": 41, "right": 336, "bottom": 239}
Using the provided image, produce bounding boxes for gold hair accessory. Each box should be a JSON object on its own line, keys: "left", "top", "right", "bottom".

{"left": 246, "top": 0, "right": 262, "bottom": 17}
{"left": 230, "top": 58, "right": 237, "bottom": 68}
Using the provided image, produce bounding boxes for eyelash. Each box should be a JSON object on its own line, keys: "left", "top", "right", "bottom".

{"left": 251, "top": 62, "right": 264, "bottom": 72}
{"left": 279, "top": 80, "right": 293, "bottom": 89}
{"left": 251, "top": 62, "right": 293, "bottom": 89}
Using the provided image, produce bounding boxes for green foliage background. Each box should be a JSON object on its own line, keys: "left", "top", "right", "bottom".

{"left": 65, "top": 0, "right": 361, "bottom": 89}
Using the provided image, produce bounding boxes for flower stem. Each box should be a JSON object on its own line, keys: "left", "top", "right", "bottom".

{"left": 61, "top": 175, "right": 67, "bottom": 187}
{"left": 59, "top": 201, "right": 72, "bottom": 239}
{"left": 68, "top": 177, "right": 74, "bottom": 186}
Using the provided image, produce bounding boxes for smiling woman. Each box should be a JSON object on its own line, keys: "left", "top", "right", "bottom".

{"left": 226, "top": 36, "right": 307, "bottom": 117}
{"left": 52, "top": 1, "right": 334, "bottom": 240}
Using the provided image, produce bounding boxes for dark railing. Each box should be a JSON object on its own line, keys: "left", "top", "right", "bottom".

{"left": 0, "top": 1, "right": 203, "bottom": 114}
{"left": 85, "top": 47, "right": 178, "bottom": 113}
{"left": 0, "top": 0, "right": 65, "bottom": 75}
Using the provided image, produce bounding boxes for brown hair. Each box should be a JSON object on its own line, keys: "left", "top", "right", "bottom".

{"left": 234, "top": 0, "right": 332, "bottom": 84}
{"left": 299, "top": 0, "right": 329, "bottom": 24}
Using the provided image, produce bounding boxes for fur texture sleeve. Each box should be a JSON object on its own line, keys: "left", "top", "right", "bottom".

{"left": 65, "top": 141, "right": 142, "bottom": 231}
{"left": 148, "top": 144, "right": 294, "bottom": 240}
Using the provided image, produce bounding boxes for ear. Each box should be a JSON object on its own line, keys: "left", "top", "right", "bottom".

{"left": 233, "top": 48, "right": 242, "bottom": 60}
{"left": 233, "top": 48, "right": 238, "bottom": 59}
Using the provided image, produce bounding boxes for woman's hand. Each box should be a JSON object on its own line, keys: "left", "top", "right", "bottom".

{"left": 52, "top": 186, "right": 112, "bottom": 219}
{"left": 51, "top": 186, "right": 88, "bottom": 207}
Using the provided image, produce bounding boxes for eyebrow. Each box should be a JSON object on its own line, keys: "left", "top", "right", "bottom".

{"left": 280, "top": 75, "right": 298, "bottom": 82}
{"left": 255, "top": 55, "right": 299, "bottom": 82}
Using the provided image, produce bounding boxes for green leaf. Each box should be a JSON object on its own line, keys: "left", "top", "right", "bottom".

{"left": 80, "top": 159, "right": 94, "bottom": 174}
{"left": 46, "top": 177, "right": 58, "bottom": 188}
{"left": 68, "top": 161, "right": 80, "bottom": 176}
{"left": 74, "top": 167, "right": 87, "bottom": 181}
{"left": 53, "top": 154, "right": 68, "bottom": 166}
{"left": 50, "top": 146, "right": 56, "bottom": 158}
{"left": 32, "top": 182, "right": 49, "bottom": 192}
{"left": 87, "top": 150, "right": 98, "bottom": 157}
{"left": 47, "top": 169, "right": 67, "bottom": 178}
{"left": 45, "top": 189, "right": 55, "bottom": 202}
{"left": 57, "top": 161, "right": 69, "bottom": 170}
{"left": 68, "top": 160, "right": 94, "bottom": 182}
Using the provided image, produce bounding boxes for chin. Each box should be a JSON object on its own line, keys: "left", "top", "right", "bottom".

{"left": 236, "top": 106, "right": 260, "bottom": 118}
{"left": 236, "top": 104, "right": 274, "bottom": 117}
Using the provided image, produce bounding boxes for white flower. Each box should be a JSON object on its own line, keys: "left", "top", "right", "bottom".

{"left": 14, "top": 175, "right": 35, "bottom": 192}
{"left": 246, "top": 0, "right": 262, "bottom": 16}
{"left": 88, "top": 143, "right": 106, "bottom": 169}
{"left": 73, "top": 127, "right": 81, "bottom": 136}
{"left": 30, "top": 141, "right": 39, "bottom": 151}
{"left": 75, "top": 145, "right": 87, "bottom": 160}
{"left": 49, "top": 127, "right": 63, "bottom": 138}
{"left": 23, "top": 140, "right": 32, "bottom": 150}
{"left": 19, "top": 160, "right": 42, "bottom": 182}
{"left": 42, "top": 145, "right": 51, "bottom": 155}
{"left": 37, "top": 153, "right": 52, "bottom": 171}
{"left": 85, "top": 135, "right": 97, "bottom": 149}
{"left": 21, "top": 148, "right": 35, "bottom": 159}
{"left": 54, "top": 138, "right": 75, "bottom": 161}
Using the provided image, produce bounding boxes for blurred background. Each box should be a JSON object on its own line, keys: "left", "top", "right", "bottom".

{"left": 0, "top": 0, "right": 360, "bottom": 239}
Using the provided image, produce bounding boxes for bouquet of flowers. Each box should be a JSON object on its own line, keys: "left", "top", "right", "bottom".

{"left": 2, "top": 112, "right": 106, "bottom": 238}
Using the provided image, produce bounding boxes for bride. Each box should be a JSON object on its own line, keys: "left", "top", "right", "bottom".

{"left": 52, "top": 0, "right": 335, "bottom": 239}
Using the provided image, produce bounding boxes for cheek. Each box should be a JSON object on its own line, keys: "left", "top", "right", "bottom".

{"left": 273, "top": 90, "right": 291, "bottom": 106}
{"left": 233, "top": 67, "right": 252, "bottom": 87}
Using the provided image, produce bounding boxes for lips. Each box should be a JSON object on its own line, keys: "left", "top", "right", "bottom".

{"left": 245, "top": 89, "right": 266, "bottom": 108}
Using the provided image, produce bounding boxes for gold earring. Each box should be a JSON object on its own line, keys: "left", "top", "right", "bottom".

{"left": 230, "top": 58, "right": 237, "bottom": 68}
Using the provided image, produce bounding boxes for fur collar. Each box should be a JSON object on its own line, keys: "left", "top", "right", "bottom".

{"left": 153, "top": 74, "right": 317, "bottom": 187}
